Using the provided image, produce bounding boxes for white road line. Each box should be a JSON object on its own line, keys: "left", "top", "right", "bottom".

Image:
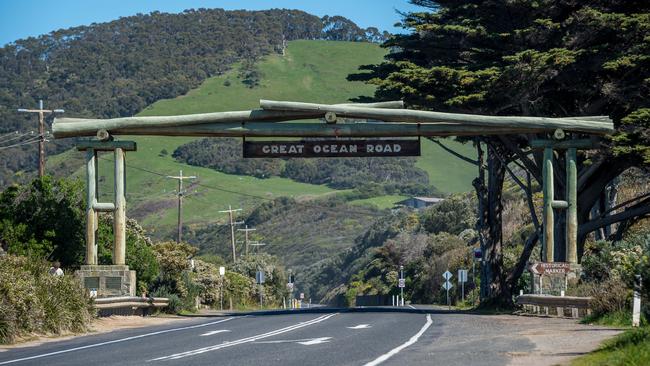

{"left": 150, "top": 313, "right": 338, "bottom": 361}
{"left": 407, "top": 305, "right": 416, "bottom": 310}
{"left": 346, "top": 324, "right": 371, "bottom": 329}
{"left": 200, "top": 330, "right": 231, "bottom": 336}
{"left": 363, "top": 314, "right": 432, "bottom": 366}
{"left": 0, "top": 317, "right": 237, "bottom": 365}
{"left": 254, "top": 337, "right": 332, "bottom": 345}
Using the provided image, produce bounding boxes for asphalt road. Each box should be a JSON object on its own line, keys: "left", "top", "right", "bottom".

{"left": 0, "top": 308, "right": 564, "bottom": 366}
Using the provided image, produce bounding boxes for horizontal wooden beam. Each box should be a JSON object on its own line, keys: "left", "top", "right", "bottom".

{"left": 260, "top": 100, "right": 614, "bottom": 135}
{"left": 58, "top": 122, "right": 550, "bottom": 138}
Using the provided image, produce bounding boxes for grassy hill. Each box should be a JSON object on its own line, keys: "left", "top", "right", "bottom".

{"left": 49, "top": 40, "right": 476, "bottom": 238}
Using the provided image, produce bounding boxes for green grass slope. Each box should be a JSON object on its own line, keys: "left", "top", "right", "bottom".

{"left": 52, "top": 40, "right": 476, "bottom": 236}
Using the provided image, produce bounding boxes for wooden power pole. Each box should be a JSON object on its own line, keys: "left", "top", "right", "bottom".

{"left": 17, "top": 99, "right": 64, "bottom": 177}
{"left": 220, "top": 205, "right": 243, "bottom": 262}
{"left": 166, "top": 170, "right": 196, "bottom": 243}
{"left": 237, "top": 225, "right": 256, "bottom": 257}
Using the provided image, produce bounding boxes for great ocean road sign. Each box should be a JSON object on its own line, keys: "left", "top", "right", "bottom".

{"left": 243, "top": 139, "right": 420, "bottom": 158}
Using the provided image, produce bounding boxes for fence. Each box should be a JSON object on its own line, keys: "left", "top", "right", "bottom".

{"left": 94, "top": 296, "right": 169, "bottom": 317}
{"left": 516, "top": 294, "right": 592, "bottom": 318}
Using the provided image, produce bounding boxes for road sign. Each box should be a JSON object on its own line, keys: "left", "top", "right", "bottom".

{"left": 473, "top": 248, "right": 482, "bottom": 261}
{"left": 458, "top": 270, "right": 468, "bottom": 283}
{"left": 300, "top": 292, "right": 305, "bottom": 300}
{"left": 529, "top": 262, "right": 571, "bottom": 275}
{"left": 442, "top": 281, "right": 453, "bottom": 291}
{"left": 219, "top": 266, "right": 225, "bottom": 276}
{"left": 243, "top": 139, "right": 421, "bottom": 158}
{"left": 398, "top": 278, "right": 405, "bottom": 288}
{"left": 443, "top": 271, "right": 452, "bottom": 281}
{"left": 256, "top": 271, "right": 265, "bottom": 284}
{"left": 287, "top": 282, "right": 294, "bottom": 291}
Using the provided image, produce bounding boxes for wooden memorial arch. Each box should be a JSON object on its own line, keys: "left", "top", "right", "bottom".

{"left": 53, "top": 100, "right": 614, "bottom": 296}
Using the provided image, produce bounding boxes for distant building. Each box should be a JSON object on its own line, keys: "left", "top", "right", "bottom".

{"left": 396, "top": 196, "right": 444, "bottom": 209}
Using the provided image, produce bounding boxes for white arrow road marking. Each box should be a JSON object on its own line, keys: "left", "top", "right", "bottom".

{"left": 200, "top": 330, "right": 231, "bottom": 336}
{"left": 363, "top": 314, "right": 433, "bottom": 366}
{"left": 150, "top": 313, "right": 338, "bottom": 361}
{"left": 347, "top": 324, "right": 371, "bottom": 329}
{"left": 254, "top": 337, "right": 332, "bottom": 346}
{"left": 0, "top": 317, "right": 238, "bottom": 366}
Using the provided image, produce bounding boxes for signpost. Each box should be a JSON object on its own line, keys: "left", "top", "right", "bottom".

{"left": 243, "top": 139, "right": 420, "bottom": 158}
{"left": 442, "top": 271, "right": 453, "bottom": 310}
{"left": 219, "top": 266, "right": 225, "bottom": 310}
{"left": 399, "top": 265, "right": 405, "bottom": 307}
{"left": 633, "top": 275, "right": 642, "bottom": 327}
{"left": 458, "top": 269, "right": 468, "bottom": 302}
{"left": 256, "top": 270, "right": 265, "bottom": 308}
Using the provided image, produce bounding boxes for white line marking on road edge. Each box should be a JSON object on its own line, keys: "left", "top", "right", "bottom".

{"left": 362, "top": 314, "right": 433, "bottom": 366}
{"left": 346, "top": 324, "right": 371, "bottom": 329}
{"left": 200, "top": 330, "right": 231, "bottom": 336}
{"left": 407, "top": 305, "right": 416, "bottom": 310}
{"left": 0, "top": 317, "right": 238, "bottom": 365}
{"left": 150, "top": 313, "right": 338, "bottom": 361}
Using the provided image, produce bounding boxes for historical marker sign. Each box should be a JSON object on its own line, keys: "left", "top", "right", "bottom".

{"left": 529, "top": 262, "right": 572, "bottom": 275}
{"left": 243, "top": 139, "right": 420, "bottom": 158}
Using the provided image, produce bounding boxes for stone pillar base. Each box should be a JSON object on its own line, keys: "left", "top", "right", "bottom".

{"left": 76, "top": 265, "right": 137, "bottom": 298}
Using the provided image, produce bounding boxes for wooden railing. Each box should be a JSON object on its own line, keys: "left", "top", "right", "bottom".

{"left": 516, "top": 294, "right": 592, "bottom": 318}
{"left": 94, "top": 296, "right": 169, "bottom": 317}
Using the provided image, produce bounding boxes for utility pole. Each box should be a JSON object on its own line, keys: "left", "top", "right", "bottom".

{"left": 220, "top": 205, "right": 243, "bottom": 262}
{"left": 237, "top": 225, "right": 256, "bottom": 257}
{"left": 17, "top": 99, "right": 64, "bottom": 177}
{"left": 166, "top": 170, "right": 196, "bottom": 243}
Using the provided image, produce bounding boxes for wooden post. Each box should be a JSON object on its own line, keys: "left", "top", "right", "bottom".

{"left": 85, "top": 149, "right": 97, "bottom": 265}
{"left": 566, "top": 148, "right": 578, "bottom": 263}
{"left": 38, "top": 100, "right": 45, "bottom": 178}
{"left": 543, "top": 147, "right": 555, "bottom": 262}
{"left": 113, "top": 148, "right": 126, "bottom": 265}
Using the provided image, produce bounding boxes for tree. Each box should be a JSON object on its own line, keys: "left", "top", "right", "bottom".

{"left": 0, "top": 177, "right": 85, "bottom": 266}
{"left": 351, "top": 0, "right": 650, "bottom": 306}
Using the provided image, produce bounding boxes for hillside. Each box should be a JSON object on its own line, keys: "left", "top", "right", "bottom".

{"left": 48, "top": 40, "right": 477, "bottom": 239}
{"left": 0, "top": 8, "right": 386, "bottom": 186}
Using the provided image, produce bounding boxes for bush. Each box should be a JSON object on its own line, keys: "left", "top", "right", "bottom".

{"left": 0, "top": 255, "right": 94, "bottom": 344}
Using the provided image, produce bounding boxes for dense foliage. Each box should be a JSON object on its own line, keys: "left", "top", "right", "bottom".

{"left": 173, "top": 137, "right": 432, "bottom": 190}
{"left": 0, "top": 177, "right": 85, "bottom": 266}
{"left": 0, "top": 255, "right": 93, "bottom": 344}
{"left": 350, "top": 0, "right": 650, "bottom": 305}
{"left": 0, "top": 8, "right": 386, "bottom": 186}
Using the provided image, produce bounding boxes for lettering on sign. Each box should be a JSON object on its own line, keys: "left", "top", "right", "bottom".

{"left": 529, "top": 262, "right": 572, "bottom": 275}
{"left": 243, "top": 139, "right": 420, "bottom": 158}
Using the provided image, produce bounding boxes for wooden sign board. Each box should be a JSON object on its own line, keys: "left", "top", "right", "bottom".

{"left": 243, "top": 139, "right": 420, "bottom": 158}
{"left": 529, "top": 262, "right": 572, "bottom": 275}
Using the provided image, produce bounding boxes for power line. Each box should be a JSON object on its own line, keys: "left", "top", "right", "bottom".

{"left": 0, "top": 137, "right": 43, "bottom": 151}
{"left": 0, "top": 131, "right": 36, "bottom": 145}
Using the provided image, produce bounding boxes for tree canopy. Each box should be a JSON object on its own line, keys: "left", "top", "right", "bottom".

{"left": 351, "top": 0, "right": 650, "bottom": 305}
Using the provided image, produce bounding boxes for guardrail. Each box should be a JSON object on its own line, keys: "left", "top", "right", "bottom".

{"left": 94, "top": 296, "right": 169, "bottom": 317}
{"left": 516, "top": 294, "right": 592, "bottom": 318}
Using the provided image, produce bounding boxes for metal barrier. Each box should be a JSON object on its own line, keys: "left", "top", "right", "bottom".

{"left": 94, "top": 296, "right": 169, "bottom": 317}
{"left": 516, "top": 294, "right": 592, "bottom": 318}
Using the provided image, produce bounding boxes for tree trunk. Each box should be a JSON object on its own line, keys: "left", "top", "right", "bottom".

{"left": 477, "top": 142, "right": 510, "bottom": 307}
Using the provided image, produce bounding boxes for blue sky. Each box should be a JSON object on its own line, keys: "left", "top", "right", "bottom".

{"left": 0, "top": 0, "right": 422, "bottom": 46}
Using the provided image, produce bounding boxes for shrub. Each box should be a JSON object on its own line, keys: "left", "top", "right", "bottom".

{"left": 0, "top": 255, "right": 93, "bottom": 344}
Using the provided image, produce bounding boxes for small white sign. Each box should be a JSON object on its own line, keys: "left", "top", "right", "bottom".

{"left": 443, "top": 271, "right": 453, "bottom": 280}
{"left": 287, "top": 282, "right": 294, "bottom": 291}
{"left": 398, "top": 278, "right": 405, "bottom": 288}
{"left": 458, "top": 269, "right": 468, "bottom": 283}
{"left": 300, "top": 292, "right": 305, "bottom": 300}
{"left": 442, "top": 281, "right": 453, "bottom": 291}
{"left": 219, "top": 266, "right": 226, "bottom": 276}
